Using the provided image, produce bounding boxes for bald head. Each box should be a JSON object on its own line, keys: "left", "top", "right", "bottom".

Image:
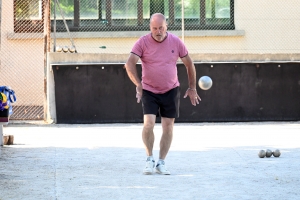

{"left": 149, "top": 13, "right": 168, "bottom": 42}
{"left": 150, "top": 13, "right": 167, "bottom": 24}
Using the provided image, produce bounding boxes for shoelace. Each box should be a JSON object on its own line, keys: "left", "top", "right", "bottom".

{"left": 156, "top": 161, "right": 165, "bottom": 167}
{"left": 146, "top": 157, "right": 155, "bottom": 162}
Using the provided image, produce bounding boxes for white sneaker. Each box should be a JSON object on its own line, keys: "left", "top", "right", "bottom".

{"left": 155, "top": 161, "right": 171, "bottom": 175}
{"left": 143, "top": 158, "right": 155, "bottom": 175}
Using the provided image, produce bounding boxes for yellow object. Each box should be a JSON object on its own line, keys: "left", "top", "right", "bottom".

{"left": 0, "top": 92, "right": 9, "bottom": 109}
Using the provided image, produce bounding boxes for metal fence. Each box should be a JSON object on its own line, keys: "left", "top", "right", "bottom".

{"left": 51, "top": 0, "right": 299, "bottom": 54}
{"left": 1, "top": 0, "right": 45, "bottom": 120}
{"left": 0, "top": 0, "right": 299, "bottom": 120}
{"left": 52, "top": 0, "right": 235, "bottom": 53}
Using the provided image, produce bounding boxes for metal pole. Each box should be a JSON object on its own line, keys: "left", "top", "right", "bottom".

{"left": 181, "top": 0, "right": 184, "bottom": 43}
{"left": 0, "top": 0, "right": 2, "bottom": 49}
{"left": 56, "top": 0, "right": 77, "bottom": 52}
{"left": 44, "top": 0, "right": 51, "bottom": 122}
{"left": 54, "top": 0, "right": 56, "bottom": 52}
{"left": 0, "top": 125, "right": 3, "bottom": 146}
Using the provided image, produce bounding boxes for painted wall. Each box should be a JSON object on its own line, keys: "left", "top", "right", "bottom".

{"left": 52, "top": 63, "right": 300, "bottom": 123}
{"left": 1, "top": 1, "right": 44, "bottom": 110}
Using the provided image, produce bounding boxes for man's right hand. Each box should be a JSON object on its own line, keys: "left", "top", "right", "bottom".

{"left": 136, "top": 85, "right": 143, "bottom": 103}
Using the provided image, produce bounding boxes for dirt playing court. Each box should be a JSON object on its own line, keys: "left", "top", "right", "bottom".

{"left": 1, "top": 121, "right": 300, "bottom": 199}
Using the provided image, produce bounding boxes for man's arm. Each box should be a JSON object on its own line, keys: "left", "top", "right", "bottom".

{"left": 124, "top": 53, "right": 143, "bottom": 103}
{"left": 181, "top": 55, "right": 201, "bottom": 106}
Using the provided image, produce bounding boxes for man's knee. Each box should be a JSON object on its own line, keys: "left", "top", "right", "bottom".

{"left": 161, "top": 117, "right": 175, "bottom": 133}
{"left": 161, "top": 117, "right": 175, "bottom": 126}
{"left": 143, "top": 114, "right": 156, "bottom": 130}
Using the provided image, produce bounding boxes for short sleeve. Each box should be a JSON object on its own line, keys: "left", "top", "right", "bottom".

{"left": 131, "top": 37, "right": 144, "bottom": 57}
{"left": 178, "top": 38, "right": 188, "bottom": 58}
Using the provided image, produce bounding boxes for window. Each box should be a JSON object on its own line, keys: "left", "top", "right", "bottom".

{"left": 14, "top": 0, "right": 234, "bottom": 33}
{"left": 14, "top": 0, "right": 44, "bottom": 33}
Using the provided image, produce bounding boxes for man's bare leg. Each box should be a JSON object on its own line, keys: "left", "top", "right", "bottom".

{"left": 142, "top": 114, "right": 156, "bottom": 175}
{"left": 159, "top": 117, "right": 175, "bottom": 159}
{"left": 155, "top": 117, "right": 174, "bottom": 175}
{"left": 142, "top": 114, "right": 156, "bottom": 156}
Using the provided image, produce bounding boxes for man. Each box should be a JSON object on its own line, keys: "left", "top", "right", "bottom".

{"left": 125, "top": 13, "right": 201, "bottom": 175}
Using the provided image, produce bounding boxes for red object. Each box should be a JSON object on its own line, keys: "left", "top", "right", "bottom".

{"left": 0, "top": 117, "right": 9, "bottom": 122}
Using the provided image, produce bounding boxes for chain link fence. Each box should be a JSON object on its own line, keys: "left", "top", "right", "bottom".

{"left": 1, "top": 0, "right": 299, "bottom": 120}
{"left": 1, "top": 0, "right": 45, "bottom": 120}
{"left": 52, "top": 0, "right": 236, "bottom": 54}
{"left": 51, "top": 0, "right": 299, "bottom": 55}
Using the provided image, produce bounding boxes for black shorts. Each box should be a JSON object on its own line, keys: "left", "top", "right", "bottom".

{"left": 142, "top": 87, "right": 180, "bottom": 118}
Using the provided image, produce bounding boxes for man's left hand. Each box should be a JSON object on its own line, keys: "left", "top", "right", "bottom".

{"left": 183, "top": 88, "right": 201, "bottom": 106}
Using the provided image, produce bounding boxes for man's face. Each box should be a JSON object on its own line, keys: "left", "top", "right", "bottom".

{"left": 150, "top": 17, "right": 167, "bottom": 42}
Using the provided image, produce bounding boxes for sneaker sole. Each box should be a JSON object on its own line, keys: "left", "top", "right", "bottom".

{"left": 155, "top": 170, "right": 171, "bottom": 175}
{"left": 143, "top": 171, "right": 153, "bottom": 175}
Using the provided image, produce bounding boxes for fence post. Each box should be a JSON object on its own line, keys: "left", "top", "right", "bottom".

{"left": 0, "top": 0, "right": 2, "bottom": 48}
{"left": 181, "top": 0, "right": 184, "bottom": 43}
{"left": 44, "top": 0, "right": 51, "bottom": 122}
{"left": 0, "top": 125, "right": 3, "bottom": 146}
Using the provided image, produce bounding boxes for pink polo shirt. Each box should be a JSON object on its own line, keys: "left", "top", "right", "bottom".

{"left": 131, "top": 32, "right": 188, "bottom": 94}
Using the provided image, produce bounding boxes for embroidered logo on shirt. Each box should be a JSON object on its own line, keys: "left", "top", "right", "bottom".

{"left": 171, "top": 50, "right": 174, "bottom": 53}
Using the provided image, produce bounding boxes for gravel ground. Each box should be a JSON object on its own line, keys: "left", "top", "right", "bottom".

{"left": 1, "top": 121, "right": 300, "bottom": 200}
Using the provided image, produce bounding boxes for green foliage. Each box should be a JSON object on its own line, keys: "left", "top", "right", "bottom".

{"left": 51, "top": 0, "right": 74, "bottom": 16}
